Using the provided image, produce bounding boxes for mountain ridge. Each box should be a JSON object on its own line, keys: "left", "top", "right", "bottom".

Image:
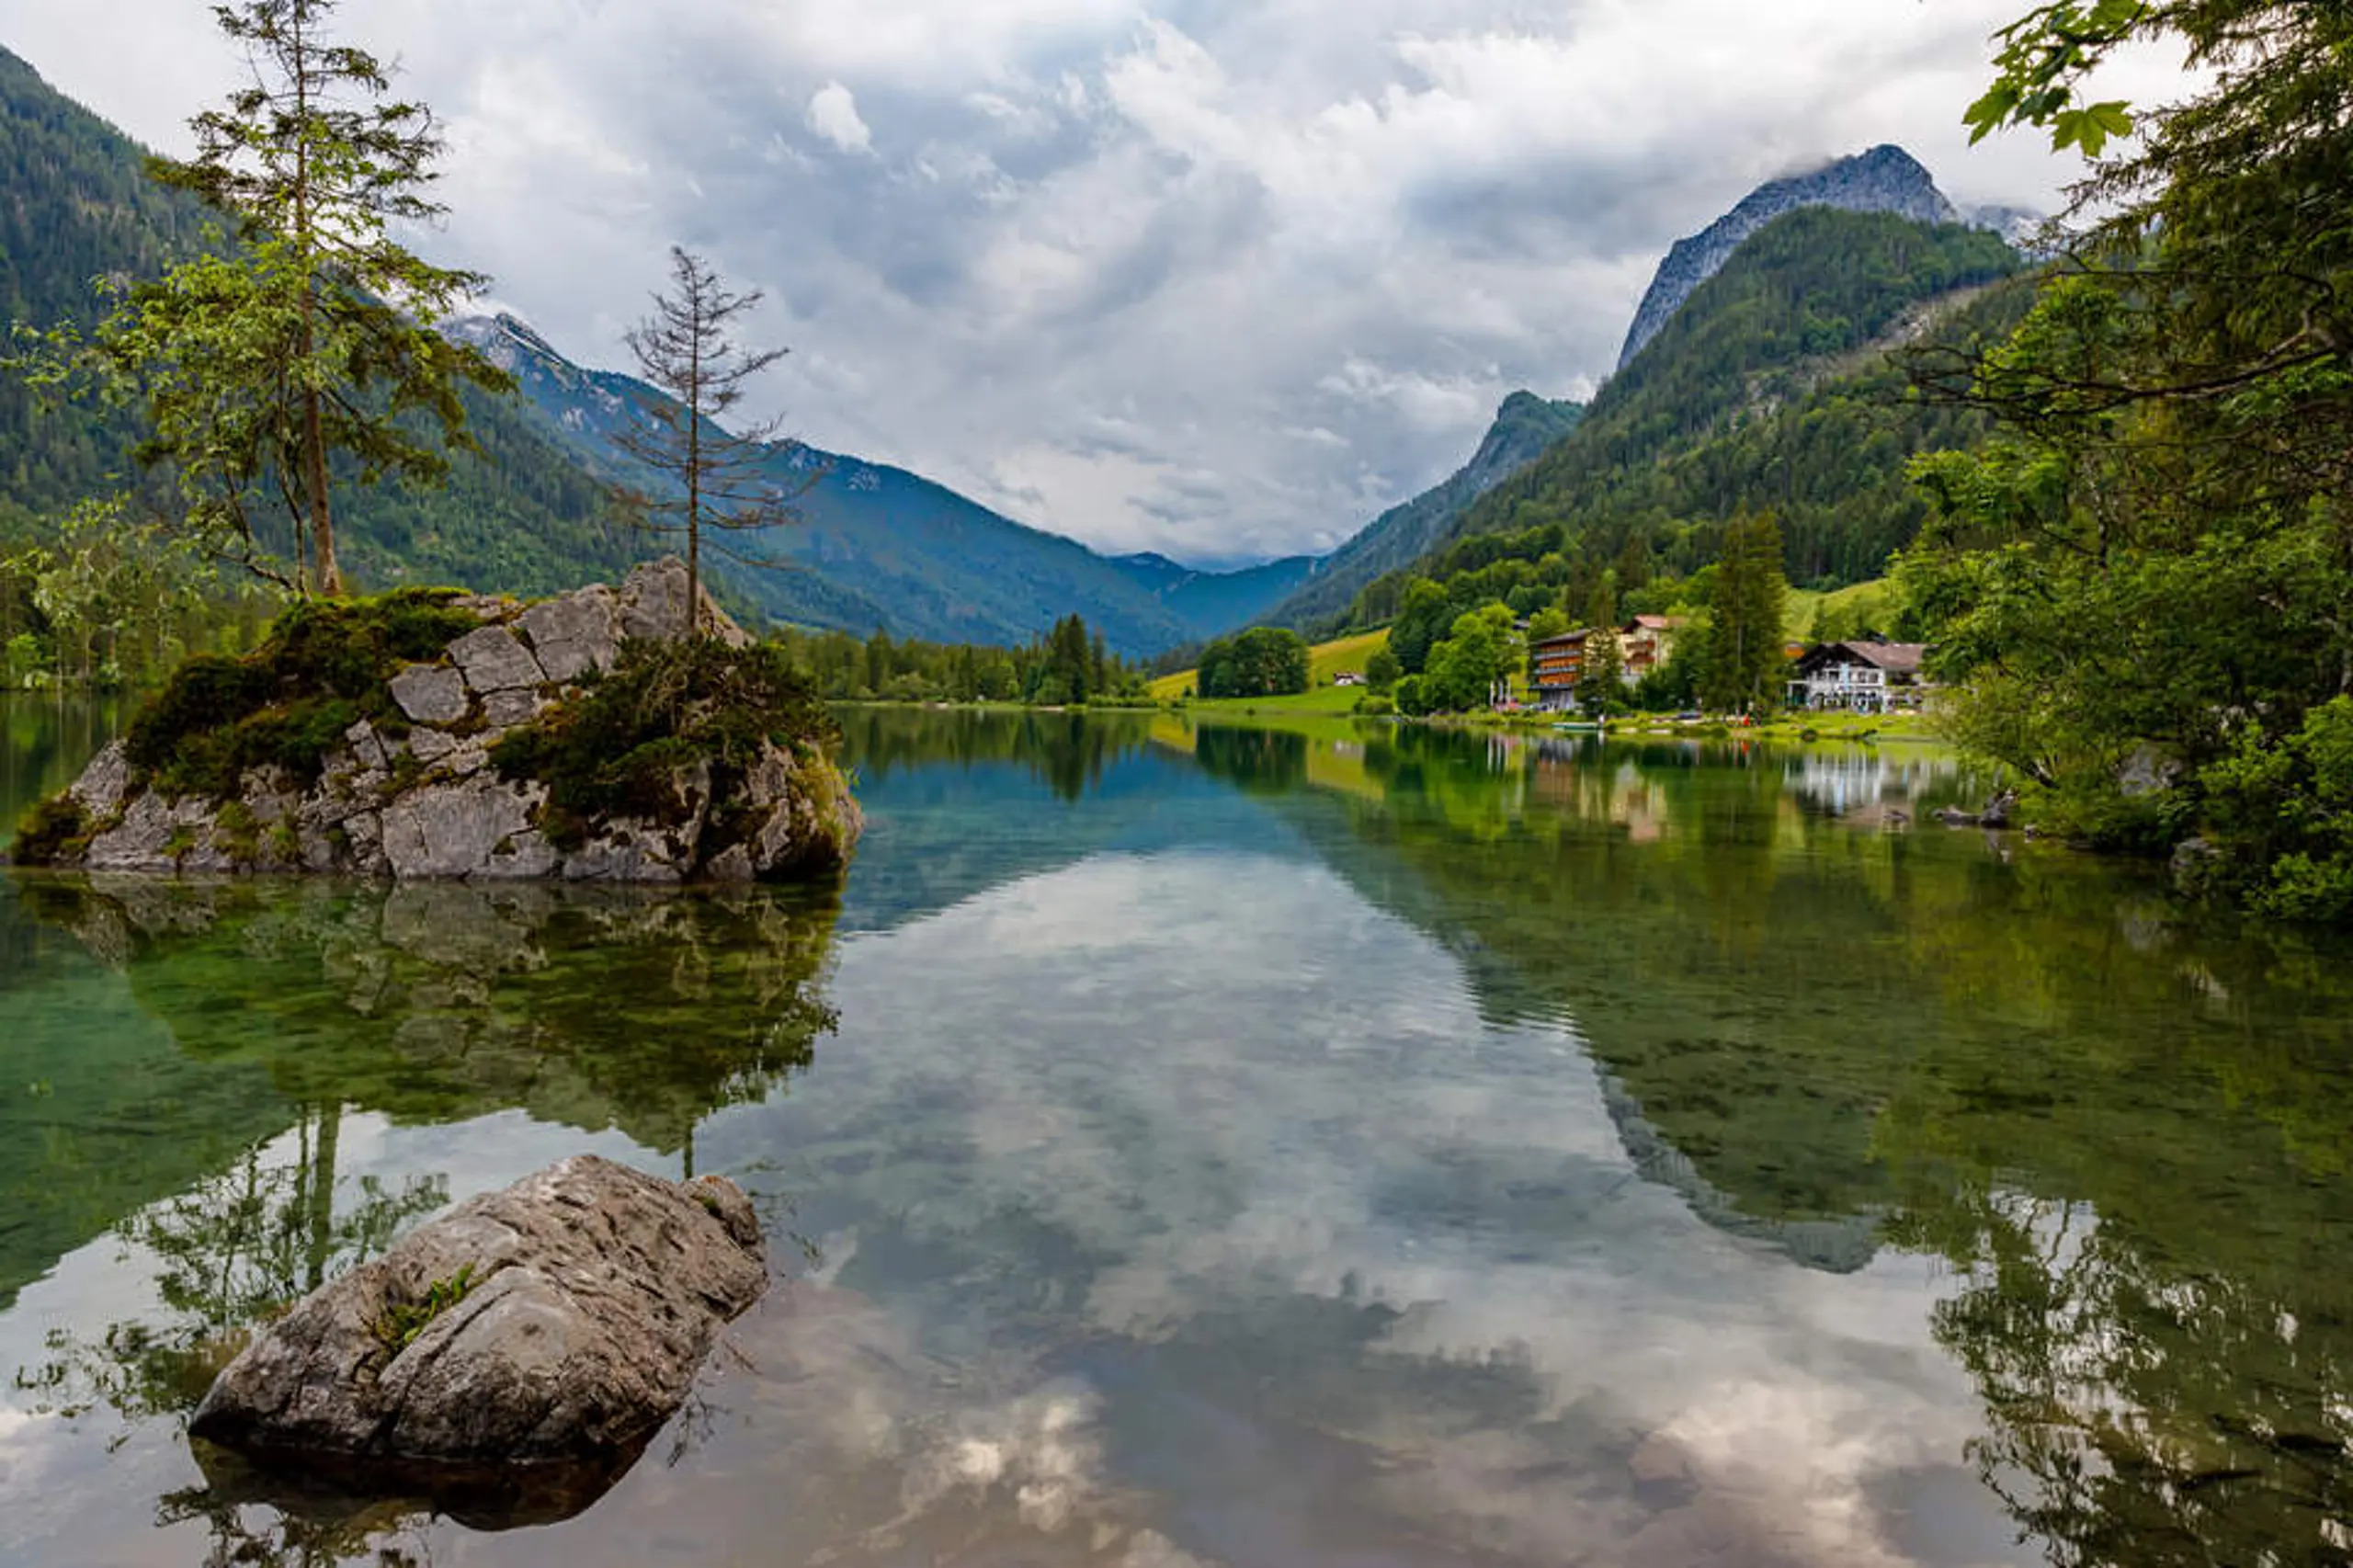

{"left": 0, "top": 41, "right": 1304, "bottom": 655}
{"left": 449, "top": 312, "right": 1313, "bottom": 653}
{"left": 1260, "top": 390, "right": 1585, "bottom": 631}
{"left": 1616, "top": 144, "right": 1962, "bottom": 373}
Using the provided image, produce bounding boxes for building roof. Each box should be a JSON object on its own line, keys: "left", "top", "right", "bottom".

{"left": 1530, "top": 631, "right": 1591, "bottom": 649}
{"left": 1798, "top": 640, "right": 1927, "bottom": 675}
{"left": 1623, "top": 615, "right": 1687, "bottom": 632}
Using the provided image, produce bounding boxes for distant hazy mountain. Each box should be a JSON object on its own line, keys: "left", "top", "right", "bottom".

{"left": 1261, "top": 391, "right": 1585, "bottom": 631}
{"left": 1617, "top": 145, "right": 1963, "bottom": 372}
{"left": 1108, "top": 551, "right": 1320, "bottom": 635}
{"left": 451, "top": 314, "right": 1312, "bottom": 653}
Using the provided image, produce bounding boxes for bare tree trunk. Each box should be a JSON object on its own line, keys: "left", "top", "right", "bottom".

{"left": 688, "top": 301, "right": 703, "bottom": 638}
{"left": 304, "top": 1100, "right": 342, "bottom": 1291}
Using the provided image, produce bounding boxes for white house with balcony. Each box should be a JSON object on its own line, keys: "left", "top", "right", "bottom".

{"left": 1789, "top": 640, "right": 1930, "bottom": 714}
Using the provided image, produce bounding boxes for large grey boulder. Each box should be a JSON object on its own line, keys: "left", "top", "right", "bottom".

{"left": 190, "top": 1155, "right": 767, "bottom": 1472}
{"left": 390, "top": 664, "right": 471, "bottom": 725}
{"left": 448, "top": 623, "right": 546, "bottom": 695}
{"left": 617, "top": 555, "right": 752, "bottom": 648}
{"left": 381, "top": 774, "right": 555, "bottom": 881}
{"left": 516, "top": 585, "right": 621, "bottom": 683}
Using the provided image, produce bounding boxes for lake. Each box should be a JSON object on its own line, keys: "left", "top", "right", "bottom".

{"left": 2, "top": 699, "right": 2348, "bottom": 1567}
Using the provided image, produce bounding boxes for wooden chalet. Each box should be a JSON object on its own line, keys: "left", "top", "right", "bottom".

{"left": 1788, "top": 640, "right": 1930, "bottom": 713}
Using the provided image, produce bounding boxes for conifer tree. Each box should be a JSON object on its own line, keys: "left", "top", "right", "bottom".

{"left": 615, "top": 247, "right": 816, "bottom": 636}
{"left": 28, "top": 0, "right": 506, "bottom": 594}
{"left": 1581, "top": 574, "right": 1625, "bottom": 716}
{"left": 1701, "top": 514, "right": 1788, "bottom": 714}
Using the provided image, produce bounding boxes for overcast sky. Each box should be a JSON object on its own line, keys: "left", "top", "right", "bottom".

{"left": 2, "top": 1, "right": 2182, "bottom": 567}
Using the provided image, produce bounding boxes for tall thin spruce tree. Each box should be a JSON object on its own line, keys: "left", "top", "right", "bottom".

{"left": 32, "top": 0, "right": 508, "bottom": 595}
{"left": 1703, "top": 513, "right": 1788, "bottom": 715}
{"left": 615, "top": 247, "right": 817, "bottom": 637}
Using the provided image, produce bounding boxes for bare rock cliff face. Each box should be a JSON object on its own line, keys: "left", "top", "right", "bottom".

{"left": 24, "top": 559, "right": 860, "bottom": 885}
{"left": 1616, "top": 144, "right": 1961, "bottom": 372}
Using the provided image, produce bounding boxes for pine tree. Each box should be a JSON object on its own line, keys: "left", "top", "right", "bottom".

{"left": 615, "top": 247, "right": 816, "bottom": 636}
{"left": 28, "top": 0, "right": 507, "bottom": 594}
{"left": 1581, "top": 574, "right": 1625, "bottom": 716}
{"left": 1702, "top": 514, "right": 1788, "bottom": 714}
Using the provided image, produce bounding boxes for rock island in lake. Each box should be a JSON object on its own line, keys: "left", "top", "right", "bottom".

{"left": 10, "top": 558, "right": 860, "bottom": 884}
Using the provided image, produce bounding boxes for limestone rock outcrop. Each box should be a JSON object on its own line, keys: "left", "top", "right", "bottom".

{"left": 16, "top": 558, "right": 861, "bottom": 884}
{"left": 190, "top": 1155, "right": 767, "bottom": 1471}
{"left": 1618, "top": 144, "right": 1964, "bottom": 372}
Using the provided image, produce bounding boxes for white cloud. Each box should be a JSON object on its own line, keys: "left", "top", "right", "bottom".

{"left": 807, "top": 80, "right": 875, "bottom": 154}
{"left": 0, "top": 0, "right": 2196, "bottom": 565}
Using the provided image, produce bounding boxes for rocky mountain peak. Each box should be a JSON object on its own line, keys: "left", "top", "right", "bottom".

{"left": 1616, "top": 144, "right": 1961, "bottom": 372}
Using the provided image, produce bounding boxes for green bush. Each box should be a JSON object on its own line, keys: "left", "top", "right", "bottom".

{"left": 11, "top": 795, "right": 89, "bottom": 864}
{"left": 492, "top": 639, "right": 835, "bottom": 851}
{"left": 123, "top": 590, "right": 478, "bottom": 801}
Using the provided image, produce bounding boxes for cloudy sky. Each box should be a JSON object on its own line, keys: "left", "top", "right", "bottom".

{"left": 2, "top": 1, "right": 2180, "bottom": 567}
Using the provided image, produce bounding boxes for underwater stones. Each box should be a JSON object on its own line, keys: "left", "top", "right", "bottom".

{"left": 189, "top": 1155, "right": 768, "bottom": 1473}
{"left": 390, "top": 664, "right": 470, "bottom": 726}
{"left": 448, "top": 624, "right": 545, "bottom": 695}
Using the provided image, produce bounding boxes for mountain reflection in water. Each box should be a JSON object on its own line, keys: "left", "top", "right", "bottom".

{"left": 0, "top": 701, "right": 2347, "bottom": 1567}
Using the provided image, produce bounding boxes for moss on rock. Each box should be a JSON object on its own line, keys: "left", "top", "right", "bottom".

{"left": 126, "top": 590, "right": 482, "bottom": 801}
{"left": 490, "top": 639, "right": 835, "bottom": 836}
{"left": 12, "top": 795, "right": 90, "bottom": 864}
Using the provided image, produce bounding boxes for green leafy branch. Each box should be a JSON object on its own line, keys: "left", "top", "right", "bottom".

{"left": 1965, "top": 0, "right": 2150, "bottom": 154}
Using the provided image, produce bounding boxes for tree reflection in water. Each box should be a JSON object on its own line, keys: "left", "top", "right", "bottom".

{"left": 8, "top": 874, "right": 845, "bottom": 1561}
{"left": 1894, "top": 1187, "right": 2350, "bottom": 1568}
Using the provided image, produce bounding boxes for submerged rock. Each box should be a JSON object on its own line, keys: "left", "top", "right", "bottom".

{"left": 12, "top": 558, "right": 860, "bottom": 884}
{"left": 190, "top": 1155, "right": 767, "bottom": 1473}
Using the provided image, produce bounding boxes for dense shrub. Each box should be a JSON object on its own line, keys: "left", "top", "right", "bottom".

{"left": 125, "top": 589, "right": 480, "bottom": 800}
{"left": 10, "top": 795, "right": 89, "bottom": 863}
{"left": 491, "top": 639, "right": 835, "bottom": 846}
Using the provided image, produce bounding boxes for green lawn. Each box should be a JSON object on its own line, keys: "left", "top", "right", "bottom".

{"left": 1784, "top": 578, "right": 1897, "bottom": 641}
{"left": 1151, "top": 628, "right": 1391, "bottom": 705}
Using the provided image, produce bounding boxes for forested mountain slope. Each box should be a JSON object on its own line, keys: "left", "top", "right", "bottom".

{"left": 0, "top": 46, "right": 640, "bottom": 596}
{"left": 1262, "top": 392, "right": 1584, "bottom": 631}
{"left": 450, "top": 314, "right": 1315, "bottom": 653}
{"left": 1325, "top": 208, "right": 2029, "bottom": 626}
{"left": 1616, "top": 144, "right": 1961, "bottom": 370}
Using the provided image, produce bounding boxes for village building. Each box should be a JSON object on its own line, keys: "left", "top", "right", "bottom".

{"left": 1528, "top": 630, "right": 1590, "bottom": 711}
{"left": 1788, "top": 640, "right": 1931, "bottom": 713}
{"left": 1616, "top": 616, "right": 1686, "bottom": 686}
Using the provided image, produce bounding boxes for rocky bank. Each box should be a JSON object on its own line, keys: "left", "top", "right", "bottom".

{"left": 13, "top": 559, "right": 861, "bottom": 884}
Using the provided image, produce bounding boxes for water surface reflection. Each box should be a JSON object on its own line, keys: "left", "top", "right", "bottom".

{"left": 0, "top": 704, "right": 2346, "bottom": 1566}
